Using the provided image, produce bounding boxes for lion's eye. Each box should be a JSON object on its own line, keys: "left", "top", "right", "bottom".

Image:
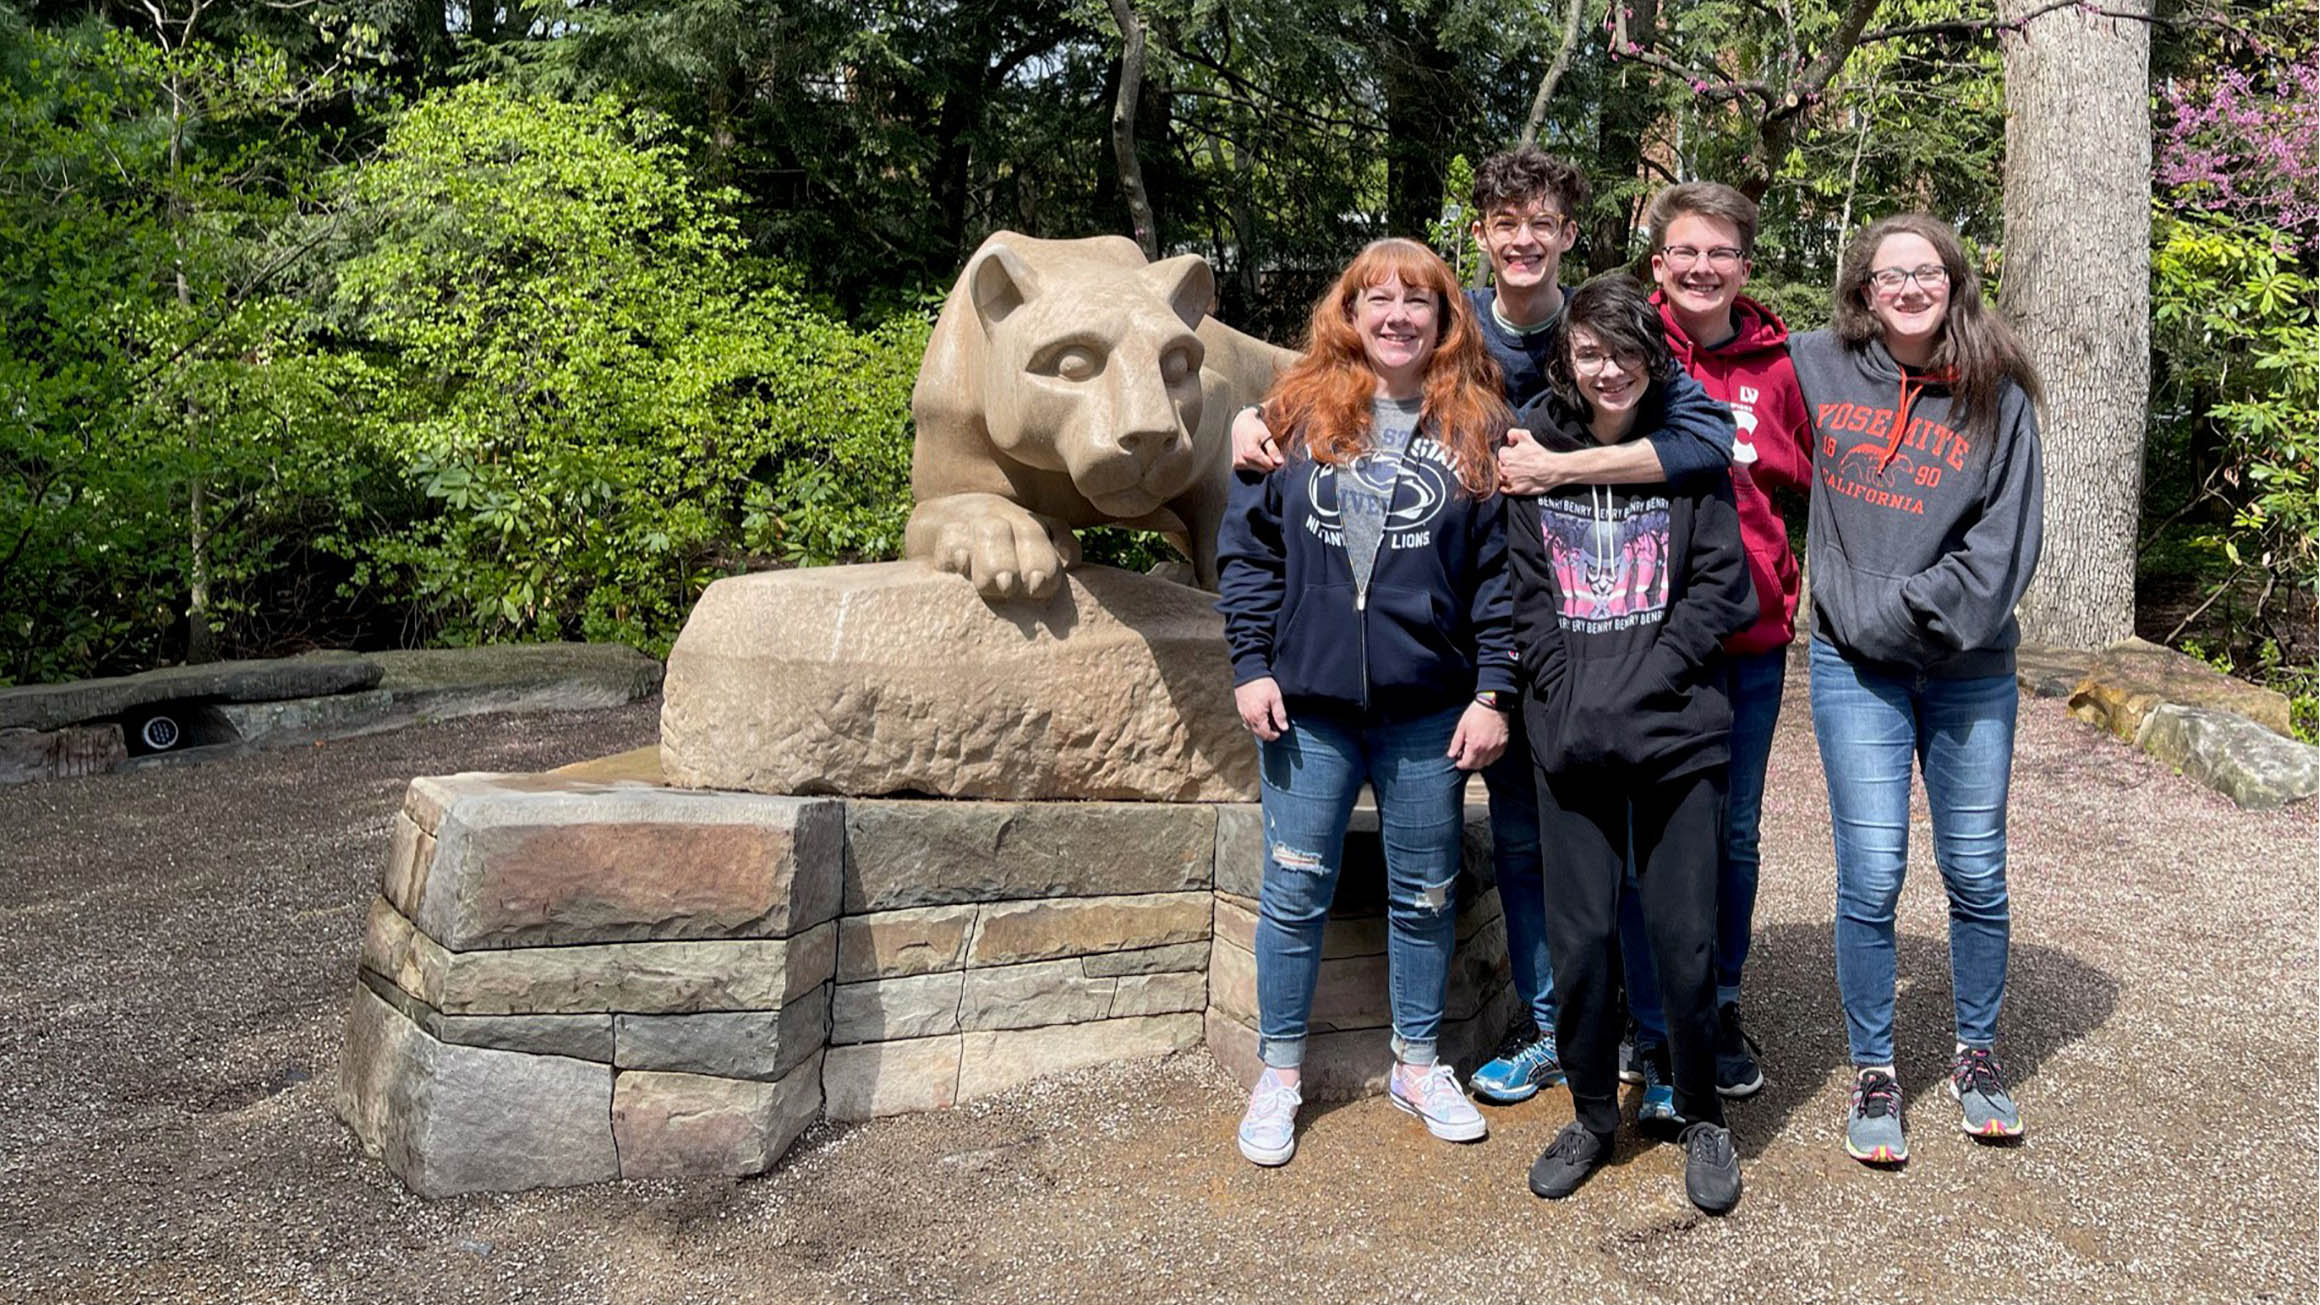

{"left": 1160, "top": 347, "right": 1197, "bottom": 384}
{"left": 1042, "top": 347, "right": 1102, "bottom": 382}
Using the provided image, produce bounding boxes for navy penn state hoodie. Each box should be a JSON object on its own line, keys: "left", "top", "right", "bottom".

{"left": 1215, "top": 414, "right": 1517, "bottom": 721}
{"left": 1505, "top": 387, "right": 1758, "bottom": 780}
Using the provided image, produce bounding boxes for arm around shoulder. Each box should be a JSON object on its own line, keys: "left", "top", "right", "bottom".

{"left": 1649, "top": 368, "right": 1737, "bottom": 484}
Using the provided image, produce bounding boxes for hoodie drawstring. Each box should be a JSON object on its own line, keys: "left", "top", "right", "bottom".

{"left": 1879, "top": 373, "right": 1920, "bottom": 475}
{"left": 1880, "top": 367, "right": 1956, "bottom": 474}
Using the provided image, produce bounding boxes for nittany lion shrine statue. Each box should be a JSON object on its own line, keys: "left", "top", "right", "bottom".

{"left": 660, "top": 233, "right": 1297, "bottom": 802}
{"left": 337, "top": 234, "right": 1521, "bottom": 1197}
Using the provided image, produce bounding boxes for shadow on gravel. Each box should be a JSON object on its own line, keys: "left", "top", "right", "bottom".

{"left": 1729, "top": 921, "right": 2120, "bottom": 1158}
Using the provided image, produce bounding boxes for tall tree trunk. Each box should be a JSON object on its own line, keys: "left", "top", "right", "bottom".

{"left": 150, "top": 2, "right": 219, "bottom": 663}
{"left": 1381, "top": 3, "right": 1457, "bottom": 242}
{"left": 1105, "top": 0, "right": 1159, "bottom": 259}
{"left": 1591, "top": 0, "right": 1659, "bottom": 272}
{"left": 1999, "top": 0, "right": 2150, "bottom": 648}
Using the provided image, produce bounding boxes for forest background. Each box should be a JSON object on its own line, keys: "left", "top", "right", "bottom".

{"left": 0, "top": 0, "right": 2311, "bottom": 734}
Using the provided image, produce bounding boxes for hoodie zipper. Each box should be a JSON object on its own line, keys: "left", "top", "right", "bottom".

{"left": 1355, "top": 586, "right": 1369, "bottom": 713}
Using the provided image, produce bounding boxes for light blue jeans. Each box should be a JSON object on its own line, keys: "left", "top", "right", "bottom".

{"left": 1810, "top": 637, "right": 2016, "bottom": 1066}
{"left": 1254, "top": 705, "right": 1467, "bottom": 1069}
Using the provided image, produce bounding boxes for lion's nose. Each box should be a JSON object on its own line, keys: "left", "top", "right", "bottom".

{"left": 1117, "top": 424, "right": 1179, "bottom": 462}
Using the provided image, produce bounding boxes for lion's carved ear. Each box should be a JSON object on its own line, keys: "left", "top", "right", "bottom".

{"left": 1139, "top": 254, "right": 1214, "bottom": 331}
{"left": 969, "top": 241, "right": 1040, "bottom": 328}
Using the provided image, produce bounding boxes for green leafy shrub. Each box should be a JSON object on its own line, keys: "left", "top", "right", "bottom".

{"left": 338, "top": 83, "right": 926, "bottom": 654}
{"left": 2143, "top": 207, "right": 2317, "bottom": 735}
{"left": 0, "top": 18, "right": 384, "bottom": 683}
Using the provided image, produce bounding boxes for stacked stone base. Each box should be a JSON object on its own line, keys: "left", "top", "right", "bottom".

{"left": 1201, "top": 805, "right": 1514, "bottom": 1099}
{"left": 337, "top": 772, "right": 1511, "bottom": 1196}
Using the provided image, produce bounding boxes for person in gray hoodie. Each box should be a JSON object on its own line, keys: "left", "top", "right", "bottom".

{"left": 1787, "top": 213, "right": 2045, "bottom": 1167}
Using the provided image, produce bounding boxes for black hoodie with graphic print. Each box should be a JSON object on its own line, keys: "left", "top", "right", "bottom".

{"left": 1506, "top": 388, "right": 1759, "bottom": 780}
{"left": 1788, "top": 331, "right": 2044, "bottom": 679}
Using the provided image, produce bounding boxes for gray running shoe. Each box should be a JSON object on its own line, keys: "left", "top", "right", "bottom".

{"left": 1949, "top": 1046, "right": 2024, "bottom": 1139}
{"left": 1680, "top": 1120, "right": 1742, "bottom": 1214}
{"left": 1845, "top": 1068, "right": 1907, "bottom": 1165}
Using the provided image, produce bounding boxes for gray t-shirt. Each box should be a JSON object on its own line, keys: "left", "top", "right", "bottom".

{"left": 1341, "top": 395, "right": 1422, "bottom": 606}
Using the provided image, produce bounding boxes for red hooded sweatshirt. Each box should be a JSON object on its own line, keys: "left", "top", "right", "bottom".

{"left": 1654, "top": 291, "right": 1814, "bottom": 656}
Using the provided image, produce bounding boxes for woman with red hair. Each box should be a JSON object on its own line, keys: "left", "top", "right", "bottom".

{"left": 1216, "top": 238, "right": 1517, "bottom": 1166}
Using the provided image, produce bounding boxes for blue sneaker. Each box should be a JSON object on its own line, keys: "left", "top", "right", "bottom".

{"left": 1635, "top": 1043, "right": 1680, "bottom": 1129}
{"left": 1470, "top": 1025, "right": 1566, "bottom": 1104}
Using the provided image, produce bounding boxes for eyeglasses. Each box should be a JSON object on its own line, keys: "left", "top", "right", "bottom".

{"left": 1868, "top": 264, "right": 1950, "bottom": 294}
{"left": 1660, "top": 245, "right": 1747, "bottom": 269}
{"left": 1484, "top": 215, "right": 1570, "bottom": 240}
{"left": 1569, "top": 347, "right": 1641, "bottom": 374}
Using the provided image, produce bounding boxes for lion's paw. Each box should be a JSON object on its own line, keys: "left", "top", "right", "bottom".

{"left": 906, "top": 495, "right": 1075, "bottom": 599}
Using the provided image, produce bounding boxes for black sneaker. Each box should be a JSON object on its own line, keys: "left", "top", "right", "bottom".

{"left": 1714, "top": 1002, "right": 1765, "bottom": 1099}
{"left": 1617, "top": 1018, "right": 1644, "bottom": 1084}
{"left": 1528, "top": 1121, "right": 1613, "bottom": 1200}
{"left": 1680, "top": 1121, "right": 1742, "bottom": 1214}
{"left": 1617, "top": 1034, "right": 1643, "bottom": 1084}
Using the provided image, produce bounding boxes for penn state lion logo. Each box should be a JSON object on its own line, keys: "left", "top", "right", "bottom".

{"left": 907, "top": 232, "right": 1295, "bottom": 599}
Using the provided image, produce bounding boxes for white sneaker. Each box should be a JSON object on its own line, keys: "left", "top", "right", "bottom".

{"left": 1388, "top": 1061, "right": 1488, "bottom": 1142}
{"left": 1237, "top": 1068, "right": 1302, "bottom": 1166}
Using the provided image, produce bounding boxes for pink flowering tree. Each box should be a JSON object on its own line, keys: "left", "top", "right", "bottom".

{"left": 2146, "top": 44, "right": 2318, "bottom": 732}
{"left": 2158, "top": 54, "right": 2319, "bottom": 245}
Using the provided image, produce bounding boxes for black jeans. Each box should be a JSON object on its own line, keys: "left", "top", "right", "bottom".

{"left": 1534, "top": 765, "right": 1727, "bottom": 1136}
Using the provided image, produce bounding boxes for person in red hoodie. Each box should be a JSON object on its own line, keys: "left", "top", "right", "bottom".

{"left": 1610, "top": 182, "right": 1814, "bottom": 1108}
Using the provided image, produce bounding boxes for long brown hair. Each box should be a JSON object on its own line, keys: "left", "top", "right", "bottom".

{"left": 1261, "top": 238, "right": 1508, "bottom": 496}
{"left": 1830, "top": 213, "right": 2044, "bottom": 443}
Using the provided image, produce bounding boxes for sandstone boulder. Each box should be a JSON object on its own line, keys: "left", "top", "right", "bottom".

{"left": 2069, "top": 637, "right": 2295, "bottom": 741}
{"left": 659, "top": 562, "right": 1256, "bottom": 801}
{"left": 2014, "top": 642, "right": 2097, "bottom": 699}
{"left": 0, "top": 724, "right": 125, "bottom": 786}
{"left": 2137, "top": 703, "right": 2319, "bottom": 810}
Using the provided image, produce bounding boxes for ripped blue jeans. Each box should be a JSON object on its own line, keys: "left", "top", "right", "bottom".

{"left": 1254, "top": 704, "right": 1466, "bottom": 1070}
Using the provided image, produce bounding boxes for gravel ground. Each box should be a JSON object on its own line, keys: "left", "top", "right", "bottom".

{"left": 1, "top": 674, "right": 2313, "bottom": 1304}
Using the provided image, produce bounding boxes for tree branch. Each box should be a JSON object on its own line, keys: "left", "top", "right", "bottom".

{"left": 1518, "top": 0, "right": 1590, "bottom": 146}
{"left": 1106, "top": 0, "right": 1160, "bottom": 259}
{"left": 1860, "top": 0, "right": 2233, "bottom": 42}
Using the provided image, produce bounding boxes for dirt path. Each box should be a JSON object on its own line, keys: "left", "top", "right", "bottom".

{"left": 1, "top": 678, "right": 2312, "bottom": 1304}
